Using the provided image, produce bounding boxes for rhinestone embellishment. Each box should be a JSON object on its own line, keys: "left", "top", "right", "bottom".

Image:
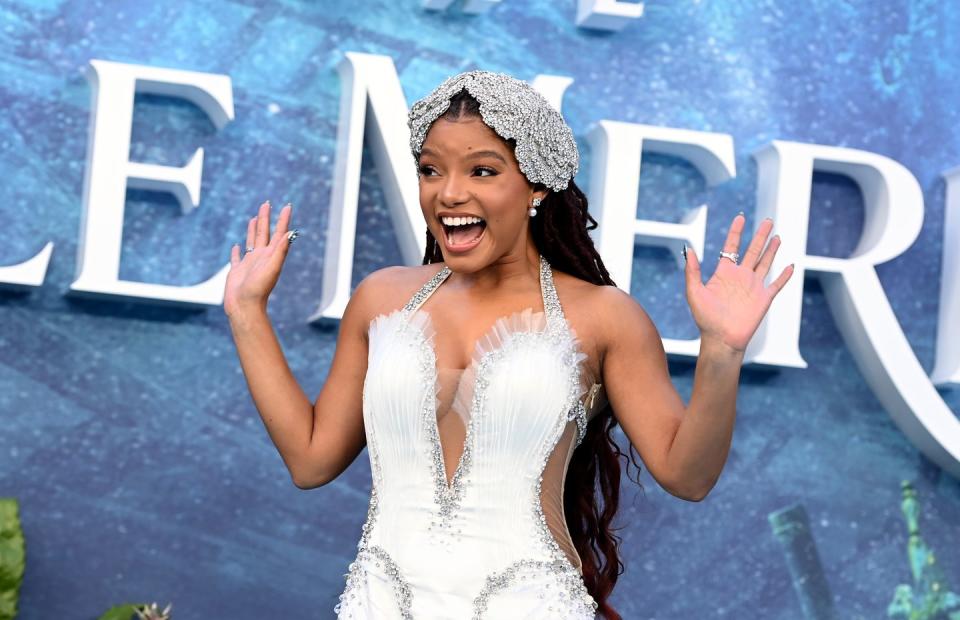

{"left": 336, "top": 256, "right": 598, "bottom": 617}
{"left": 471, "top": 558, "right": 598, "bottom": 618}
{"left": 407, "top": 70, "right": 580, "bottom": 192}
{"left": 334, "top": 545, "right": 414, "bottom": 619}
{"left": 399, "top": 257, "right": 590, "bottom": 538}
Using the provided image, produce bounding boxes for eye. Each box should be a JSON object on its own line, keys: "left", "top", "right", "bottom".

{"left": 474, "top": 166, "right": 497, "bottom": 177}
{"left": 418, "top": 164, "right": 436, "bottom": 176}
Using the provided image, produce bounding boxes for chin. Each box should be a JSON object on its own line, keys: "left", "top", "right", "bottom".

{"left": 439, "top": 250, "right": 490, "bottom": 273}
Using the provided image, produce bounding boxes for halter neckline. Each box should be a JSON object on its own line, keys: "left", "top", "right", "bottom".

{"left": 400, "top": 254, "right": 567, "bottom": 334}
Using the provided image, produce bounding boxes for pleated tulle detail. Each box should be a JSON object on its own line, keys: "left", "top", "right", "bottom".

{"left": 342, "top": 259, "right": 605, "bottom": 618}
{"left": 367, "top": 304, "right": 598, "bottom": 480}
{"left": 450, "top": 307, "right": 549, "bottom": 426}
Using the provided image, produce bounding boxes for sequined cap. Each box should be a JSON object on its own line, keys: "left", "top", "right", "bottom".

{"left": 407, "top": 70, "right": 580, "bottom": 192}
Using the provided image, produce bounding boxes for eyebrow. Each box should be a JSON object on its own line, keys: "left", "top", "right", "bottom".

{"left": 420, "top": 147, "right": 508, "bottom": 164}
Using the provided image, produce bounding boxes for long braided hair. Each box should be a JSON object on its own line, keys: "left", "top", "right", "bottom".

{"left": 418, "top": 89, "right": 645, "bottom": 619}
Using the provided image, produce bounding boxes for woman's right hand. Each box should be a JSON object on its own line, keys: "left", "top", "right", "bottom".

{"left": 224, "top": 200, "right": 296, "bottom": 318}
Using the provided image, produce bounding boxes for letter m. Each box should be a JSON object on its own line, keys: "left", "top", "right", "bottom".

{"left": 311, "top": 53, "right": 423, "bottom": 324}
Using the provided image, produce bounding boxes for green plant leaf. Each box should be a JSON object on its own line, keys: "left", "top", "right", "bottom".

{"left": 97, "top": 603, "right": 146, "bottom": 620}
{"left": 0, "top": 498, "right": 25, "bottom": 620}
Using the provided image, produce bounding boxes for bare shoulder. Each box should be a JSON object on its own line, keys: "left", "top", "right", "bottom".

{"left": 551, "top": 270, "right": 661, "bottom": 357}
{"left": 591, "top": 282, "right": 660, "bottom": 343}
{"left": 348, "top": 262, "right": 448, "bottom": 327}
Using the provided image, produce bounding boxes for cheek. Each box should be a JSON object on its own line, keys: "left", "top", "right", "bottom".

{"left": 419, "top": 184, "right": 436, "bottom": 220}
{"left": 418, "top": 181, "right": 431, "bottom": 205}
{"left": 482, "top": 188, "right": 525, "bottom": 227}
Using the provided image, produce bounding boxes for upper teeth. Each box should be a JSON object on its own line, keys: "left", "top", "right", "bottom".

{"left": 442, "top": 215, "right": 483, "bottom": 226}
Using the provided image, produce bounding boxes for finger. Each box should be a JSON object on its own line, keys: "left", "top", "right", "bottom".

{"left": 755, "top": 233, "right": 781, "bottom": 280}
{"left": 721, "top": 212, "right": 746, "bottom": 259}
{"left": 741, "top": 216, "right": 775, "bottom": 270}
{"left": 768, "top": 263, "right": 795, "bottom": 296}
{"left": 269, "top": 203, "right": 293, "bottom": 249}
{"left": 246, "top": 216, "right": 256, "bottom": 253}
{"left": 230, "top": 243, "right": 240, "bottom": 267}
{"left": 684, "top": 244, "right": 702, "bottom": 293}
{"left": 256, "top": 201, "right": 271, "bottom": 247}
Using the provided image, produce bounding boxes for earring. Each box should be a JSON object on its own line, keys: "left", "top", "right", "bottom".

{"left": 529, "top": 197, "right": 542, "bottom": 217}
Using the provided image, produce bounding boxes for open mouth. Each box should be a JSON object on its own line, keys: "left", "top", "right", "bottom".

{"left": 441, "top": 215, "right": 487, "bottom": 252}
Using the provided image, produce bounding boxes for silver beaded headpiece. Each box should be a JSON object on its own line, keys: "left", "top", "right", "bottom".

{"left": 407, "top": 70, "right": 580, "bottom": 192}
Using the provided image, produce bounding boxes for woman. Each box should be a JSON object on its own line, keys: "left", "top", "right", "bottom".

{"left": 224, "top": 71, "right": 793, "bottom": 619}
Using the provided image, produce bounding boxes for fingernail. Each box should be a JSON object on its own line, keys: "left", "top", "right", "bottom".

{"left": 738, "top": 210, "right": 744, "bottom": 216}
{"left": 283, "top": 202, "right": 293, "bottom": 209}
{"left": 264, "top": 199, "right": 271, "bottom": 206}
{"left": 682, "top": 245, "right": 687, "bottom": 262}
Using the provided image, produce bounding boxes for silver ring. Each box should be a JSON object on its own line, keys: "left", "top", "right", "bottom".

{"left": 245, "top": 246, "right": 255, "bottom": 254}
{"left": 719, "top": 250, "right": 739, "bottom": 264}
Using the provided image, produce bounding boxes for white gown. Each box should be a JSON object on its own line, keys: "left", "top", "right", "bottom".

{"left": 334, "top": 254, "right": 605, "bottom": 619}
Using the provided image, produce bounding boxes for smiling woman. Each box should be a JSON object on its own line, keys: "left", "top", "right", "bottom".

{"left": 394, "top": 80, "right": 630, "bottom": 619}
{"left": 416, "top": 115, "right": 533, "bottom": 258}
{"left": 226, "top": 69, "right": 790, "bottom": 620}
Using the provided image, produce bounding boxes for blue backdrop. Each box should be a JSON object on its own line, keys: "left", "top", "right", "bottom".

{"left": 0, "top": 0, "right": 958, "bottom": 618}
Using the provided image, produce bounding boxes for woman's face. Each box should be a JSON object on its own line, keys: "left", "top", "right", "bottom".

{"left": 417, "top": 115, "right": 547, "bottom": 269}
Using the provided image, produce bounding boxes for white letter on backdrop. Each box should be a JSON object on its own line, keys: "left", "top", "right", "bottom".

{"left": 0, "top": 240, "right": 53, "bottom": 290}
{"left": 752, "top": 140, "right": 960, "bottom": 478}
{"left": 70, "top": 59, "right": 234, "bottom": 307}
{"left": 931, "top": 165, "right": 960, "bottom": 387}
{"left": 311, "top": 52, "right": 424, "bottom": 324}
{"left": 586, "top": 121, "right": 734, "bottom": 359}
{"left": 576, "top": 0, "right": 644, "bottom": 31}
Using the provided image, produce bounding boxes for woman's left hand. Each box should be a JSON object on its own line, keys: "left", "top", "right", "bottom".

{"left": 683, "top": 213, "right": 794, "bottom": 354}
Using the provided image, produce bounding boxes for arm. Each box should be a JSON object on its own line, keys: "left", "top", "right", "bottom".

{"left": 598, "top": 288, "right": 724, "bottom": 502}
{"left": 599, "top": 214, "right": 792, "bottom": 501}
{"left": 225, "top": 201, "right": 404, "bottom": 489}
{"left": 227, "top": 267, "right": 394, "bottom": 489}
{"left": 228, "top": 307, "right": 320, "bottom": 488}
{"left": 670, "top": 336, "right": 744, "bottom": 500}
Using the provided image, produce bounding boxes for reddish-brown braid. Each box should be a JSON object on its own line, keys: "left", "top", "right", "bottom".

{"left": 417, "top": 89, "right": 646, "bottom": 619}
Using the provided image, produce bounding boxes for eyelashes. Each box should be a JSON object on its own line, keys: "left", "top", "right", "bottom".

{"left": 418, "top": 165, "right": 498, "bottom": 177}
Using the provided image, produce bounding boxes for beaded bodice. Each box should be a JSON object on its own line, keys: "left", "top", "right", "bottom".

{"left": 335, "top": 255, "right": 603, "bottom": 619}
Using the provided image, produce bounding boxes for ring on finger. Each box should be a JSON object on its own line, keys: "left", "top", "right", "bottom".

{"left": 719, "top": 250, "right": 739, "bottom": 264}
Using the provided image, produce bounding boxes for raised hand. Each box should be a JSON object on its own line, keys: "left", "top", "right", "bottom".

{"left": 224, "top": 200, "right": 297, "bottom": 318}
{"left": 683, "top": 213, "right": 794, "bottom": 354}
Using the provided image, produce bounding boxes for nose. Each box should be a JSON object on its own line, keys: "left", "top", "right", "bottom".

{"left": 438, "top": 170, "right": 471, "bottom": 207}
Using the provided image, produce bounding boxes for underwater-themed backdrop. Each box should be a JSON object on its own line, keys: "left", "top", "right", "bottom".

{"left": 0, "top": 0, "right": 958, "bottom": 618}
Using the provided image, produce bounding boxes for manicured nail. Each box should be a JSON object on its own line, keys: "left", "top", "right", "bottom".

{"left": 283, "top": 202, "right": 293, "bottom": 209}
{"left": 681, "top": 245, "right": 687, "bottom": 262}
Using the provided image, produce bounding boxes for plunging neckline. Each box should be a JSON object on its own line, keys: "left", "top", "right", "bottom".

{"left": 404, "top": 255, "right": 578, "bottom": 493}
{"left": 366, "top": 255, "right": 599, "bottom": 497}
{"left": 411, "top": 306, "right": 552, "bottom": 490}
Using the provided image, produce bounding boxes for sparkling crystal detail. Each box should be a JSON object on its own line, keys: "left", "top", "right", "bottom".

{"left": 407, "top": 71, "right": 580, "bottom": 192}
{"left": 471, "top": 559, "right": 598, "bottom": 619}
{"left": 336, "top": 256, "right": 599, "bottom": 617}
{"left": 538, "top": 253, "right": 590, "bottom": 448}
{"left": 334, "top": 545, "right": 414, "bottom": 619}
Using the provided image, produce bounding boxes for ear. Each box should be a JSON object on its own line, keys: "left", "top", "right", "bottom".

{"left": 531, "top": 184, "right": 549, "bottom": 204}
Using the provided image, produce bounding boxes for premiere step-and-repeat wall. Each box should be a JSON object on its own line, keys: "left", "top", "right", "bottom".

{"left": 1, "top": 0, "right": 958, "bottom": 618}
